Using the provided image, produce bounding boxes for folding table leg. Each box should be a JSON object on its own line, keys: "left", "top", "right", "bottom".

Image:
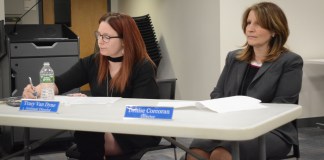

{"left": 258, "top": 135, "right": 266, "bottom": 160}
{"left": 231, "top": 141, "right": 240, "bottom": 160}
{"left": 24, "top": 127, "right": 30, "bottom": 160}
{"left": 163, "top": 137, "right": 207, "bottom": 160}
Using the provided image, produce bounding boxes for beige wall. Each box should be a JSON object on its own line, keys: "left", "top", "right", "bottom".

{"left": 112, "top": 0, "right": 324, "bottom": 118}
{"left": 220, "top": 0, "right": 324, "bottom": 118}
{"left": 112, "top": 0, "right": 221, "bottom": 100}
{"left": 0, "top": 0, "right": 4, "bottom": 20}
{"left": 221, "top": 0, "right": 324, "bottom": 66}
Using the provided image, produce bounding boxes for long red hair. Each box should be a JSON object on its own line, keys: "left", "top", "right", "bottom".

{"left": 97, "top": 13, "right": 155, "bottom": 93}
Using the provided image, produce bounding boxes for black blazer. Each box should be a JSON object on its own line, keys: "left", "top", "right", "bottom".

{"left": 211, "top": 49, "right": 303, "bottom": 145}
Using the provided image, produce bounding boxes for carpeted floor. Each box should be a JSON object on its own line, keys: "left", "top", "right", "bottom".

{"left": 298, "top": 127, "right": 324, "bottom": 160}
{"left": 3, "top": 127, "right": 324, "bottom": 160}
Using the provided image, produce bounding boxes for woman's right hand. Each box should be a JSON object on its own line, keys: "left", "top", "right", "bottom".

{"left": 22, "top": 84, "right": 41, "bottom": 99}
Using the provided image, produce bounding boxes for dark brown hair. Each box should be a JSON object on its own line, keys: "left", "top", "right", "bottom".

{"left": 237, "top": 2, "right": 289, "bottom": 62}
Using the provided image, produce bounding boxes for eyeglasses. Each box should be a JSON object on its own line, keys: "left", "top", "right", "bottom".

{"left": 94, "top": 31, "right": 121, "bottom": 43}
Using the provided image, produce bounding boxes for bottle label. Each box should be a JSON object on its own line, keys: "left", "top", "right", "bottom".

{"left": 40, "top": 75, "right": 54, "bottom": 83}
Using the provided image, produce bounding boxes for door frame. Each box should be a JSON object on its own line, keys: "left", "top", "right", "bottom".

{"left": 38, "top": 0, "right": 111, "bottom": 24}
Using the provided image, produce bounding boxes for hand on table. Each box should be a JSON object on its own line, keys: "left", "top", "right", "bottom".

{"left": 67, "top": 93, "right": 88, "bottom": 97}
{"left": 22, "top": 84, "right": 41, "bottom": 99}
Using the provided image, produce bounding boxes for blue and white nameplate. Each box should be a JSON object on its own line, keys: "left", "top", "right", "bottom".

{"left": 19, "top": 100, "right": 60, "bottom": 113}
{"left": 124, "top": 105, "right": 174, "bottom": 120}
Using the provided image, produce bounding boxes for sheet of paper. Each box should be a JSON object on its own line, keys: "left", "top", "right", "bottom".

{"left": 158, "top": 96, "right": 265, "bottom": 113}
{"left": 198, "top": 96, "right": 265, "bottom": 113}
{"left": 54, "top": 96, "right": 120, "bottom": 105}
{"left": 157, "top": 101, "right": 197, "bottom": 108}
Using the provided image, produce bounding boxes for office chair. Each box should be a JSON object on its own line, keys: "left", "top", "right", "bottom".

{"left": 271, "top": 100, "right": 300, "bottom": 160}
{"left": 156, "top": 78, "right": 177, "bottom": 100}
{"left": 281, "top": 143, "right": 300, "bottom": 160}
{"left": 316, "top": 122, "right": 324, "bottom": 129}
{"left": 268, "top": 120, "right": 300, "bottom": 160}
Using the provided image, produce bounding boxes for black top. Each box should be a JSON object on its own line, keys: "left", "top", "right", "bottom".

{"left": 55, "top": 53, "right": 159, "bottom": 99}
{"left": 239, "top": 64, "right": 260, "bottom": 95}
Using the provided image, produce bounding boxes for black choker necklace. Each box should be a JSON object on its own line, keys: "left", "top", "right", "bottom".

{"left": 107, "top": 56, "right": 123, "bottom": 62}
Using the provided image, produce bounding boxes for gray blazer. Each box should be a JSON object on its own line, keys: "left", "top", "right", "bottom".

{"left": 211, "top": 49, "right": 303, "bottom": 145}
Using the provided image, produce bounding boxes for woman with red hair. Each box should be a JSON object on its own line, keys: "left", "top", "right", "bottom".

{"left": 23, "top": 13, "right": 161, "bottom": 160}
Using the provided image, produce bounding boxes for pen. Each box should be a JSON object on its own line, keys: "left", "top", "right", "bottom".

{"left": 28, "top": 77, "right": 38, "bottom": 98}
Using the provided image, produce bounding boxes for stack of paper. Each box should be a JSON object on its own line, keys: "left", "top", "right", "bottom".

{"left": 158, "top": 96, "right": 265, "bottom": 113}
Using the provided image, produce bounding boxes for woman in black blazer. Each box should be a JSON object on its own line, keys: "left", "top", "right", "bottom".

{"left": 187, "top": 2, "right": 303, "bottom": 160}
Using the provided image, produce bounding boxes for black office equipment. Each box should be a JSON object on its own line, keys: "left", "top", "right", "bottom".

{"left": 0, "top": 24, "right": 79, "bottom": 154}
{"left": 3, "top": 24, "right": 79, "bottom": 97}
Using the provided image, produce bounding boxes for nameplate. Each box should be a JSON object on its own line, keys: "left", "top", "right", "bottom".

{"left": 19, "top": 100, "right": 60, "bottom": 113}
{"left": 124, "top": 105, "right": 174, "bottom": 120}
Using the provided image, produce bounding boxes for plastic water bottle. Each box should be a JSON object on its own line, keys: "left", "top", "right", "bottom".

{"left": 40, "top": 62, "right": 55, "bottom": 100}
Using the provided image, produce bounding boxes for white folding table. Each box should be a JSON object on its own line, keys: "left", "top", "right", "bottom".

{"left": 0, "top": 98, "right": 302, "bottom": 160}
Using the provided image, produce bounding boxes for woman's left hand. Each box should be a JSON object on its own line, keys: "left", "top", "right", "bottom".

{"left": 66, "top": 93, "right": 87, "bottom": 97}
